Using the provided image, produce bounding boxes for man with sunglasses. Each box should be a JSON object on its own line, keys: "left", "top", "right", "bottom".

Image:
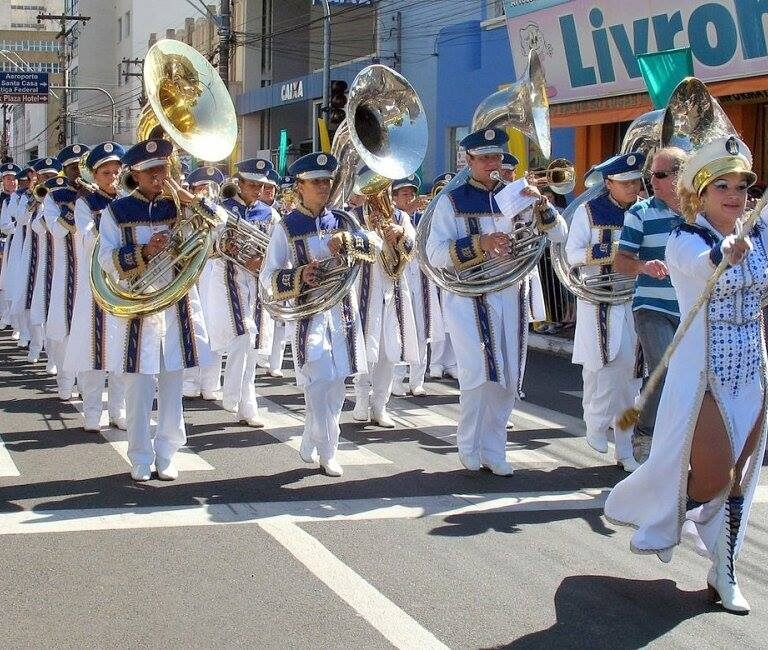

{"left": 614, "top": 147, "right": 686, "bottom": 463}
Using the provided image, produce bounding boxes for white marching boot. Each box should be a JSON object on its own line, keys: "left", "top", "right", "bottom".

{"left": 707, "top": 495, "right": 750, "bottom": 614}
{"left": 352, "top": 395, "right": 370, "bottom": 422}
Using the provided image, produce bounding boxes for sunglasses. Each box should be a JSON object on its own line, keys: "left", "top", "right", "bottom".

{"left": 650, "top": 169, "right": 678, "bottom": 179}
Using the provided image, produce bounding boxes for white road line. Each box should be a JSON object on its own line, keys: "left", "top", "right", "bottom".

{"left": 0, "top": 433, "right": 20, "bottom": 477}
{"left": 0, "top": 488, "right": 612, "bottom": 535}
{"left": 74, "top": 392, "right": 214, "bottom": 472}
{"left": 260, "top": 520, "right": 449, "bottom": 650}
{"left": 260, "top": 395, "right": 393, "bottom": 466}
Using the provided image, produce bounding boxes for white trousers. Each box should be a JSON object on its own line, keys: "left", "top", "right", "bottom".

{"left": 302, "top": 353, "right": 346, "bottom": 462}
{"left": 47, "top": 337, "right": 75, "bottom": 397}
{"left": 581, "top": 329, "right": 640, "bottom": 461}
{"left": 77, "top": 370, "right": 126, "bottom": 425}
{"left": 200, "top": 354, "right": 223, "bottom": 393}
{"left": 431, "top": 334, "right": 457, "bottom": 373}
{"left": 223, "top": 333, "right": 259, "bottom": 419}
{"left": 124, "top": 365, "right": 185, "bottom": 466}
{"left": 269, "top": 323, "right": 287, "bottom": 371}
{"left": 27, "top": 322, "right": 44, "bottom": 357}
{"left": 354, "top": 356, "right": 395, "bottom": 410}
{"left": 457, "top": 381, "right": 516, "bottom": 464}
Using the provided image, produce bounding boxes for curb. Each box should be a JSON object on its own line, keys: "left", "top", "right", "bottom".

{"left": 528, "top": 332, "right": 573, "bottom": 358}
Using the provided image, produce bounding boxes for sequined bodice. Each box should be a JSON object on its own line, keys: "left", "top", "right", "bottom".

{"left": 708, "top": 233, "right": 768, "bottom": 396}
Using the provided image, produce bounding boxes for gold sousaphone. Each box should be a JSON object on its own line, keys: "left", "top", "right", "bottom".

{"left": 90, "top": 39, "right": 238, "bottom": 317}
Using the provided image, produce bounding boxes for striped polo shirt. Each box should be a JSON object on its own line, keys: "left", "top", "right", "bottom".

{"left": 618, "top": 196, "right": 682, "bottom": 316}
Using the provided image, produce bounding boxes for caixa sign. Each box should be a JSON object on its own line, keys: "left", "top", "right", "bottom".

{"left": 280, "top": 80, "right": 304, "bottom": 102}
{"left": 504, "top": 0, "right": 768, "bottom": 103}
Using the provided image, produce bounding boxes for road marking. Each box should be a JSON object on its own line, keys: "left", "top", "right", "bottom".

{"left": 0, "top": 488, "right": 611, "bottom": 535}
{"left": 0, "top": 433, "right": 20, "bottom": 477}
{"left": 260, "top": 395, "right": 393, "bottom": 466}
{"left": 261, "top": 520, "right": 448, "bottom": 650}
{"left": 74, "top": 392, "right": 214, "bottom": 472}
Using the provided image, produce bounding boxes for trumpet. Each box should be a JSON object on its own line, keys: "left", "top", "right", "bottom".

{"left": 525, "top": 158, "right": 575, "bottom": 195}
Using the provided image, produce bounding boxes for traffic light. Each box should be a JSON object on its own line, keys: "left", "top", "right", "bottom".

{"left": 327, "top": 79, "right": 348, "bottom": 132}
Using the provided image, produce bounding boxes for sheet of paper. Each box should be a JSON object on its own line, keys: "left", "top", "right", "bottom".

{"left": 494, "top": 178, "right": 537, "bottom": 217}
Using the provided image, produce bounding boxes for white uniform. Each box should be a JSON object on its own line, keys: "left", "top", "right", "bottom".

{"left": 98, "top": 191, "right": 220, "bottom": 467}
{"left": 0, "top": 191, "right": 17, "bottom": 321}
{"left": 13, "top": 198, "right": 46, "bottom": 357}
{"left": 565, "top": 192, "right": 640, "bottom": 461}
{"left": 426, "top": 177, "right": 567, "bottom": 467}
{"left": 606, "top": 214, "right": 768, "bottom": 560}
{"left": 402, "top": 209, "right": 446, "bottom": 391}
{"left": 6, "top": 191, "right": 33, "bottom": 341}
{"left": 43, "top": 185, "right": 81, "bottom": 398}
{"left": 206, "top": 196, "right": 276, "bottom": 420}
{"left": 63, "top": 191, "right": 126, "bottom": 427}
{"left": 260, "top": 205, "right": 379, "bottom": 462}
{"left": 353, "top": 206, "right": 418, "bottom": 413}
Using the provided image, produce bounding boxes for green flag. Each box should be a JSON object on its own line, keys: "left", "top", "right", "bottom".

{"left": 278, "top": 129, "right": 289, "bottom": 176}
{"left": 637, "top": 48, "right": 694, "bottom": 109}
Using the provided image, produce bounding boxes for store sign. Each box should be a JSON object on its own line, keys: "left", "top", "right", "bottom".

{"left": 0, "top": 72, "right": 49, "bottom": 104}
{"left": 280, "top": 80, "right": 304, "bottom": 102}
{"left": 503, "top": 0, "right": 768, "bottom": 103}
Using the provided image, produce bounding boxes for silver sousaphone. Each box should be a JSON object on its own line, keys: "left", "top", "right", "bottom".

{"left": 415, "top": 49, "right": 552, "bottom": 297}
{"left": 549, "top": 77, "right": 738, "bottom": 305}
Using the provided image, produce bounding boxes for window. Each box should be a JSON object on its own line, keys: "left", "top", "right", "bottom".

{"left": 450, "top": 126, "right": 470, "bottom": 171}
{"left": 117, "top": 17, "right": 122, "bottom": 43}
{"left": 124, "top": 11, "right": 131, "bottom": 38}
{"left": 485, "top": 0, "right": 505, "bottom": 20}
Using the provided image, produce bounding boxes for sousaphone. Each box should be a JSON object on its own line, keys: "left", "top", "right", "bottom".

{"left": 415, "top": 49, "right": 552, "bottom": 297}
{"left": 90, "top": 39, "right": 238, "bottom": 317}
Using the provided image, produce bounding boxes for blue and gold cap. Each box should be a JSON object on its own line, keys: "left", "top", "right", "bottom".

{"left": 459, "top": 128, "right": 508, "bottom": 156}
{"left": 288, "top": 153, "right": 338, "bottom": 180}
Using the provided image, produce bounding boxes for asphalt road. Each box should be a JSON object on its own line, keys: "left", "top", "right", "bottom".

{"left": 0, "top": 330, "right": 766, "bottom": 649}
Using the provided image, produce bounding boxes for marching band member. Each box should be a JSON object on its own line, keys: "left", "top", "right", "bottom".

{"left": 208, "top": 158, "right": 275, "bottom": 426}
{"left": 260, "top": 152, "right": 381, "bottom": 476}
{"left": 98, "top": 138, "right": 219, "bottom": 481}
{"left": 394, "top": 174, "right": 445, "bottom": 397}
{"left": 605, "top": 135, "right": 767, "bottom": 613}
{"left": 5, "top": 163, "right": 38, "bottom": 347}
{"left": 43, "top": 146, "right": 90, "bottom": 400}
{"left": 0, "top": 163, "right": 21, "bottom": 328}
{"left": 423, "top": 173, "right": 459, "bottom": 381}
{"left": 182, "top": 165, "right": 227, "bottom": 401}
{"left": 425, "top": 128, "right": 567, "bottom": 475}
{"left": 351, "top": 168, "right": 418, "bottom": 427}
{"left": 19, "top": 158, "right": 65, "bottom": 364}
{"left": 62, "top": 142, "right": 127, "bottom": 431}
{"left": 566, "top": 153, "right": 645, "bottom": 472}
{"left": 261, "top": 169, "right": 288, "bottom": 377}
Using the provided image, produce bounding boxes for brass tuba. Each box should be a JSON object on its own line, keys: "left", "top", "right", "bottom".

{"left": 415, "top": 49, "right": 552, "bottom": 297}
{"left": 90, "top": 38, "right": 238, "bottom": 318}
{"left": 328, "top": 64, "right": 428, "bottom": 279}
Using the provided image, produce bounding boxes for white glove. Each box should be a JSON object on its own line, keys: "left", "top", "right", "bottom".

{"left": 721, "top": 233, "right": 752, "bottom": 266}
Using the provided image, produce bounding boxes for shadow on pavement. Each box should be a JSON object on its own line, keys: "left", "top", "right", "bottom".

{"left": 495, "top": 576, "right": 716, "bottom": 649}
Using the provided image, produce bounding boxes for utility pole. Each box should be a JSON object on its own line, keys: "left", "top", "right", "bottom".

{"left": 37, "top": 11, "right": 91, "bottom": 146}
{"left": 122, "top": 58, "right": 146, "bottom": 106}
{"left": 321, "top": 0, "right": 331, "bottom": 119}
{"left": 218, "top": 0, "right": 230, "bottom": 87}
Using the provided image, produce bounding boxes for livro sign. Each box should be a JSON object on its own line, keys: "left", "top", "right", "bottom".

{"left": 0, "top": 72, "right": 49, "bottom": 103}
{"left": 503, "top": 0, "right": 768, "bottom": 103}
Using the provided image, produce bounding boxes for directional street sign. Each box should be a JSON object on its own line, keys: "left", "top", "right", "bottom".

{"left": 0, "top": 72, "right": 49, "bottom": 104}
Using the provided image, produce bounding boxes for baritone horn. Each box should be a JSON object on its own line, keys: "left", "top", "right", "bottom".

{"left": 415, "top": 49, "right": 551, "bottom": 297}
{"left": 90, "top": 38, "right": 238, "bottom": 318}
{"left": 527, "top": 158, "right": 575, "bottom": 195}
